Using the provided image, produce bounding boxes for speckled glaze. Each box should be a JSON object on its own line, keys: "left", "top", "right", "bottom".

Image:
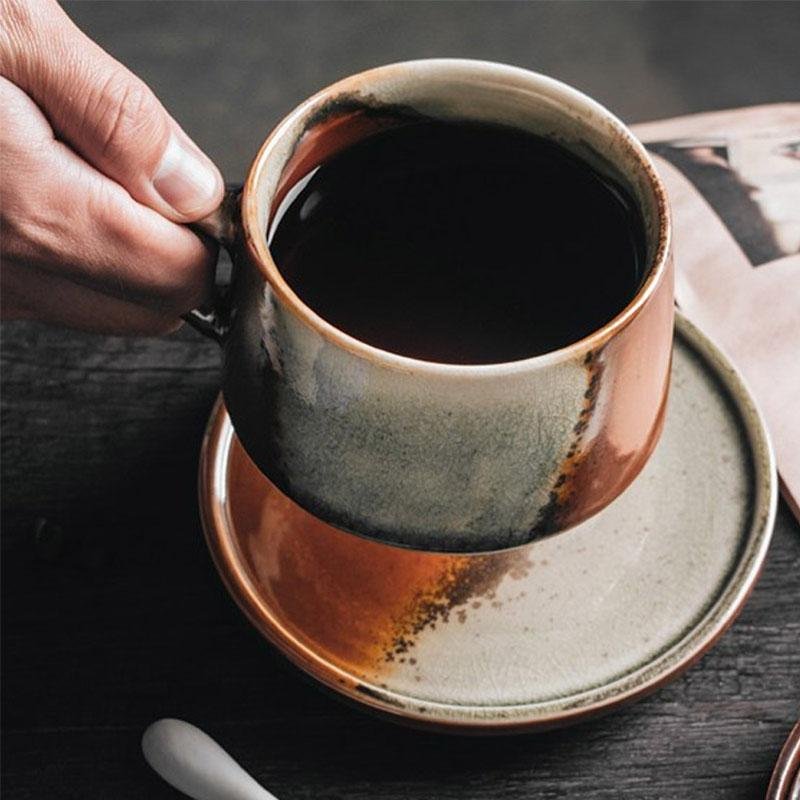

{"left": 197, "top": 60, "right": 673, "bottom": 552}
{"left": 199, "top": 313, "right": 777, "bottom": 733}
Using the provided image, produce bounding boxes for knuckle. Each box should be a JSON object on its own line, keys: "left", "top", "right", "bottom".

{"left": 133, "top": 236, "right": 214, "bottom": 313}
{"left": 85, "top": 68, "right": 162, "bottom": 160}
{"left": 118, "top": 243, "right": 210, "bottom": 314}
{"left": 83, "top": 177, "right": 211, "bottom": 312}
{"left": 0, "top": 76, "right": 52, "bottom": 147}
{"left": 1, "top": 191, "right": 58, "bottom": 270}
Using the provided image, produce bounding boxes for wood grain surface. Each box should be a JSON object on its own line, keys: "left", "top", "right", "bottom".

{"left": 2, "top": 3, "right": 799, "bottom": 798}
{"left": 1, "top": 319, "right": 798, "bottom": 799}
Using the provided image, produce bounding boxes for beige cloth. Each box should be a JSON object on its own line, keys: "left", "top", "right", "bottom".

{"left": 632, "top": 105, "right": 800, "bottom": 520}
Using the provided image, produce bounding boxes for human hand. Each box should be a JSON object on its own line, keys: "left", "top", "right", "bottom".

{"left": 0, "top": 0, "right": 224, "bottom": 334}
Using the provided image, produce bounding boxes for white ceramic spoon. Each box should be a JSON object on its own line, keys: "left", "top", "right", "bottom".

{"left": 142, "top": 719, "right": 279, "bottom": 800}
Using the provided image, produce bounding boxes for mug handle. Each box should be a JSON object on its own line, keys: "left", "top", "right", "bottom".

{"left": 182, "top": 183, "right": 244, "bottom": 343}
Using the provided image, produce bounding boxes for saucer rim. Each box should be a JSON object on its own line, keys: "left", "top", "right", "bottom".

{"left": 199, "top": 311, "right": 777, "bottom": 733}
{"left": 766, "top": 721, "right": 800, "bottom": 800}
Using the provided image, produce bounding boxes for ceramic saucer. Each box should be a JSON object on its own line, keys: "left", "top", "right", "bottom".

{"left": 199, "top": 313, "right": 776, "bottom": 733}
{"left": 767, "top": 722, "right": 800, "bottom": 800}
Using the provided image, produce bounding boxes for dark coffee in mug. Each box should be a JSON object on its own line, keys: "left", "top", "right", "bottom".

{"left": 269, "top": 118, "right": 647, "bottom": 364}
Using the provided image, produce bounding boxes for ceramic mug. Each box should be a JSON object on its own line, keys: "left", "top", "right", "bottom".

{"left": 189, "top": 59, "right": 673, "bottom": 553}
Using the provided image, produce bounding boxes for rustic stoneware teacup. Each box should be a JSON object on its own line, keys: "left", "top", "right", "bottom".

{"left": 189, "top": 59, "right": 673, "bottom": 553}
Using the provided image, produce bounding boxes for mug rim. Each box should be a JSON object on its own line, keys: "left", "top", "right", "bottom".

{"left": 241, "top": 58, "right": 671, "bottom": 376}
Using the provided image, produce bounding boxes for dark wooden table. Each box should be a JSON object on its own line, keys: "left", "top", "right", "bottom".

{"left": 3, "top": 3, "right": 799, "bottom": 798}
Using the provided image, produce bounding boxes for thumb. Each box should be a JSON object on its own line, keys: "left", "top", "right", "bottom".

{"left": 1, "top": 0, "right": 223, "bottom": 222}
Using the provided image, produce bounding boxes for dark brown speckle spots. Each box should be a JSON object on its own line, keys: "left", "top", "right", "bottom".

{"left": 531, "top": 348, "right": 606, "bottom": 537}
{"left": 355, "top": 683, "right": 405, "bottom": 708}
{"left": 382, "top": 550, "right": 533, "bottom": 661}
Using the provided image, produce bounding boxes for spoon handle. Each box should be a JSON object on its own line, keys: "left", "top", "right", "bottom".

{"left": 142, "top": 718, "right": 278, "bottom": 800}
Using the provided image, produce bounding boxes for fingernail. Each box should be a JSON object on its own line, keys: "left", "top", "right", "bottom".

{"left": 153, "top": 134, "right": 219, "bottom": 217}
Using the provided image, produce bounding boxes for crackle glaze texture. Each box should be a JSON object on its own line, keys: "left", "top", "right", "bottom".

{"left": 222, "top": 60, "right": 673, "bottom": 551}
{"left": 201, "top": 314, "right": 776, "bottom": 731}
